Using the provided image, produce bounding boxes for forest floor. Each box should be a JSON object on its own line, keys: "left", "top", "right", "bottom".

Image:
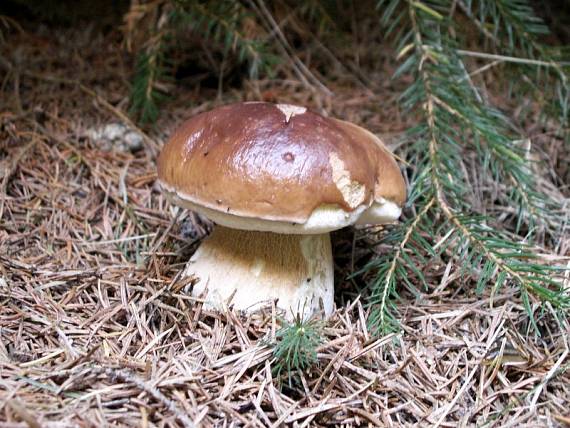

{"left": 1, "top": 16, "right": 569, "bottom": 428}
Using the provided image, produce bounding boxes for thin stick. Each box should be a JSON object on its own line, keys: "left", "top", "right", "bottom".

{"left": 456, "top": 49, "right": 570, "bottom": 67}
{"left": 252, "top": 0, "right": 333, "bottom": 96}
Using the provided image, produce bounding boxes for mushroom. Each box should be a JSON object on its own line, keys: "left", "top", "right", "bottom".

{"left": 157, "top": 102, "right": 406, "bottom": 319}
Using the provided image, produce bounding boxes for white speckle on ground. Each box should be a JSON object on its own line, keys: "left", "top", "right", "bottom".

{"left": 85, "top": 123, "right": 144, "bottom": 152}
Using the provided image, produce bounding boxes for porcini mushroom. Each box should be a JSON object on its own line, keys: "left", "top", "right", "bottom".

{"left": 157, "top": 102, "right": 406, "bottom": 319}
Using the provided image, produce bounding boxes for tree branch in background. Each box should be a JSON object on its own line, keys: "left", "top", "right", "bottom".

{"left": 364, "top": 0, "right": 569, "bottom": 333}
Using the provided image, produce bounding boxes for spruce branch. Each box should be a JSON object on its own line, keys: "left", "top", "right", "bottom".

{"left": 459, "top": 0, "right": 570, "bottom": 134}
{"left": 176, "top": 1, "right": 277, "bottom": 79}
{"left": 409, "top": 0, "right": 568, "bottom": 308}
{"left": 367, "top": 197, "right": 436, "bottom": 334}
{"left": 364, "top": 0, "right": 569, "bottom": 334}
{"left": 128, "top": 2, "right": 172, "bottom": 124}
{"left": 270, "top": 315, "right": 323, "bottom": 388}
{"left": 128, "top": 0, "right": 278, "bottom": 124}
{"left": 130, "top": 43, "right": 169, "bottom": 124}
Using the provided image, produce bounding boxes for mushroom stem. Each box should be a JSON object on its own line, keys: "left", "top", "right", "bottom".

{"left": 184, "top": 226, "right": 334, "bottom": 318}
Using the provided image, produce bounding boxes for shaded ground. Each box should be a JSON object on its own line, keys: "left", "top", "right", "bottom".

{"left": 1, "top": 15, "right": 569, "bottom": 428}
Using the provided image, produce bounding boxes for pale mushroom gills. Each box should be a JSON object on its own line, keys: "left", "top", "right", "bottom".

{"left": 157, "top": 102, "right": 406, "bottom": 319}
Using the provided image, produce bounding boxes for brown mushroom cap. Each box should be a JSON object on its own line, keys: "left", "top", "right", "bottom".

{"left": 158, "top": 102, "right": 406, "bottom": 233}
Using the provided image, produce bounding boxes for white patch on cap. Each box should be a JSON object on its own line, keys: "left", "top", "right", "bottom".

{"left": 276, "top": 104, "right": 307, "bottom": 123}
{"left": 329, "top": 153, "right": 366, "bottom": 209}
{"left": 355, "top": 198, "right": 402, "bottom": 225}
